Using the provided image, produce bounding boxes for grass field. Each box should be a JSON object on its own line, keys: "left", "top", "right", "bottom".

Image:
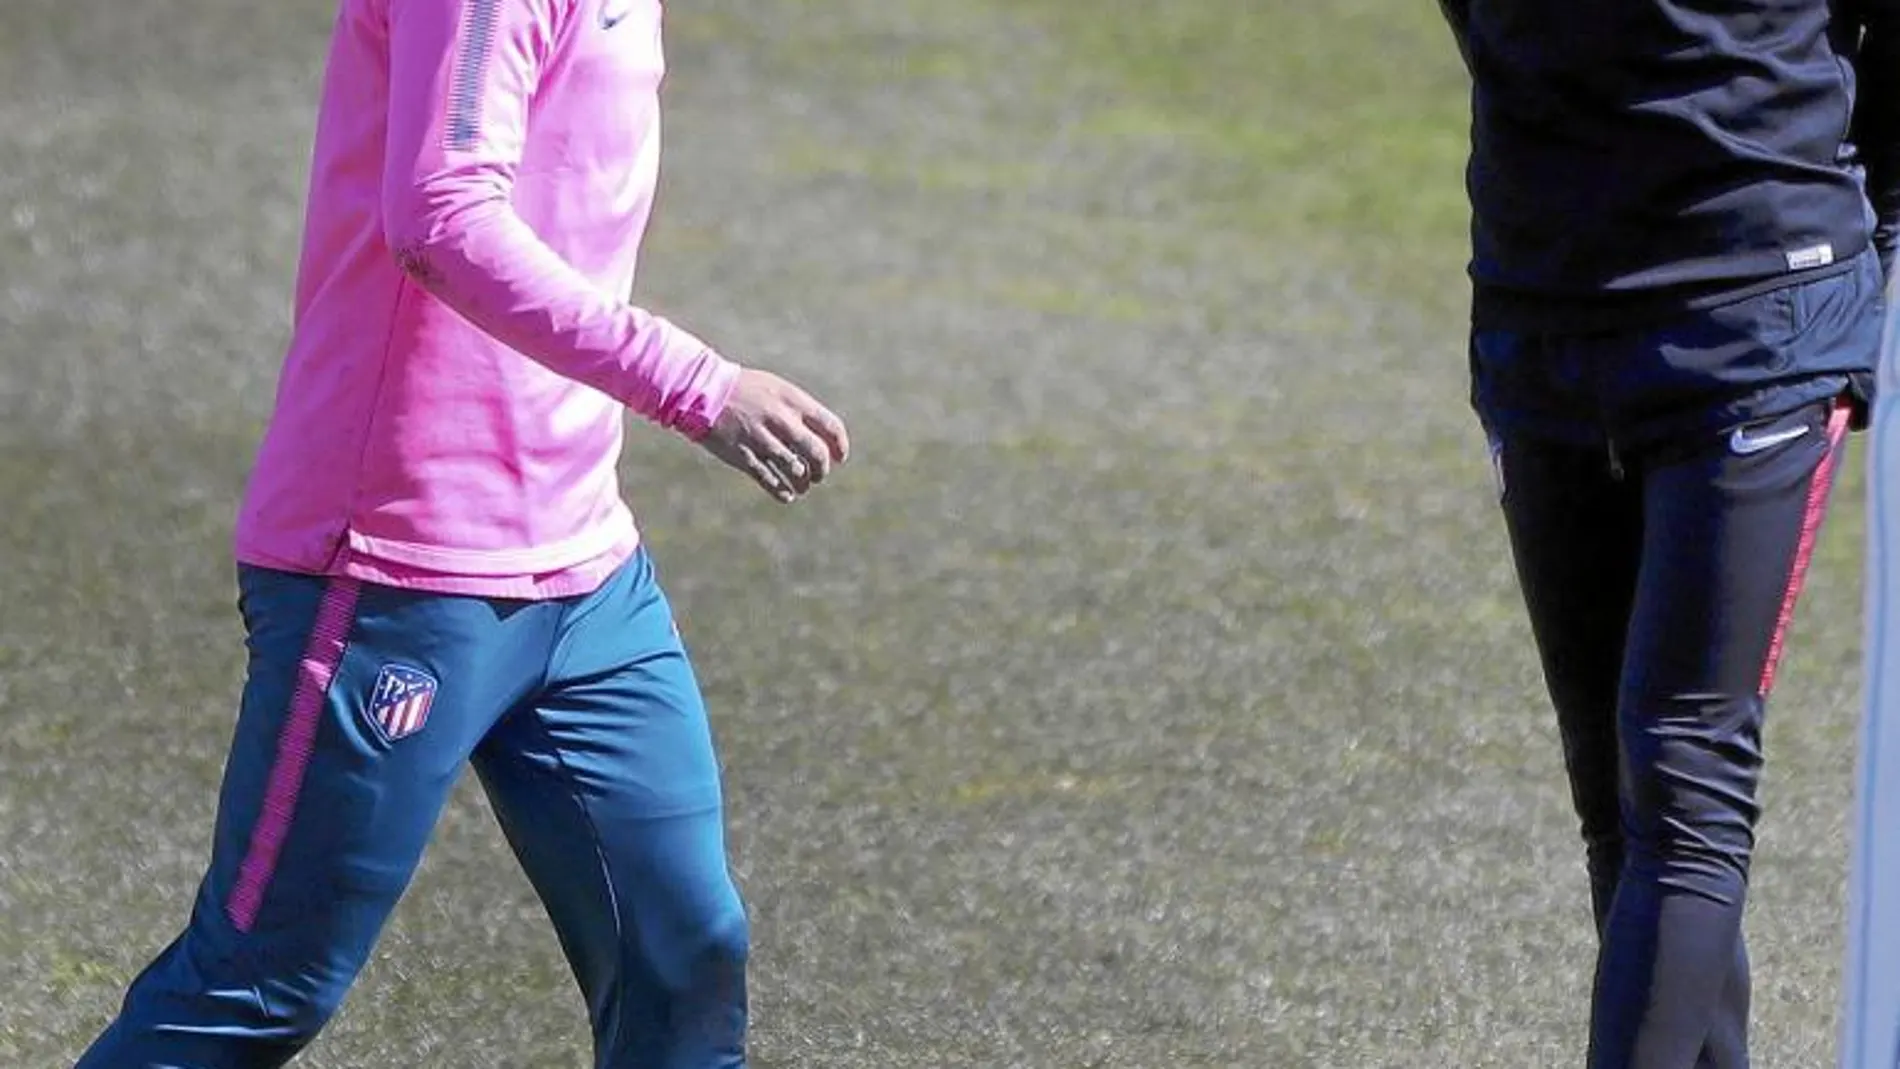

{"left": 0, "top": 1, "right": 1872, "bottom": 1066}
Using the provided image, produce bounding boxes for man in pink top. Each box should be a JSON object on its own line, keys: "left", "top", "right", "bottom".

{"left": 75, "top": 1, "right": 846, "bottom": 1065}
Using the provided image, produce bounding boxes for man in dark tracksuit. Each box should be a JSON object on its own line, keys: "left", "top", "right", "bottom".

{"left": 1436, "top": 2, "right": 1899, "bottom": 1067}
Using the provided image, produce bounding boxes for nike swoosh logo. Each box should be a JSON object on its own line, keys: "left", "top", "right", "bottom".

{"left": 1729, "top": 423, "right": 1810, "bottom": 456}
{"left": 600, "top": 2, "right": 633, "bottom": 29}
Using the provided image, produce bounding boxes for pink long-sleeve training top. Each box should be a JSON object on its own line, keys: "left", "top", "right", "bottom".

{"left": 233, "top": 0, "right": 739, "bottom": 599}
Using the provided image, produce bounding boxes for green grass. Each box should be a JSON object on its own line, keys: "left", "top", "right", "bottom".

{"left": 0, "top": 1, "right": 1868, "bottom": 1066}
{"left": 1004, "top": 0, "right": 1475, "bottom": 311}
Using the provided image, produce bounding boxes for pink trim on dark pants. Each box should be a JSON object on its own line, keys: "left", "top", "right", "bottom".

{"left": 1758, "top": 401, "right": 1852, "bottom": 697}
{"left": 226, "top": 578, "right": 362, "bottom": 932}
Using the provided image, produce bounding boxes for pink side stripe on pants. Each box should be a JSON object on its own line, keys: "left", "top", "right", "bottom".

{"left": 1758, "top": 399, "right": 1852, "bottom": 697}
{"left": 226, "top": 578, "right": 361, "bottom": 933}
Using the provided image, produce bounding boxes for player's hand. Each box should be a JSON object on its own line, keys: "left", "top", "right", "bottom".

{"left": 698, "top": 369, "right": 850, "bottom": 504}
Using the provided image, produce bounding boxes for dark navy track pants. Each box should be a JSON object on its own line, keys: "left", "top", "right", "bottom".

{"left": 1473, "top": 251, "right": 1884, "bottom": 1069}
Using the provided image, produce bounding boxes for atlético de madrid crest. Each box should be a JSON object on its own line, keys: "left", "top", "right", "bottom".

{"left": 366, "top": 664, "right": 437, "bottom": 743}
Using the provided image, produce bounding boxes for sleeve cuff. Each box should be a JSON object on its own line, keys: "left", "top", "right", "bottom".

{"left": 666, "top": 348, "right": 743, "bottom": 442}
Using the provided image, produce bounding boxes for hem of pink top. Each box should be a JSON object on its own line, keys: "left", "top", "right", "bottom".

{"left": 235, "top": 527, "right": 642, "bottom": 601}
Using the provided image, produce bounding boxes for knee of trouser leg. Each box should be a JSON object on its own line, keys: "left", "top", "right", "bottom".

{"left": 1582, "top": 828, "right": 1624, "bottom": 883}
{"left": 83, "top": 961, "right": 351, "bottom": 1062}
{"left": 693, "top": 908, "right": 750, "bottom": 980}
{"left": 655, "top": 906, "right": 750, "bottom": 996}
{"left": 1615, "top": 762, "right": 1759, "bottom": 904}
{"left": 253, "top": 967, "right": 355, "bottom": 1047}
{"left": 1621, "top": 695, "right": 1763, "bottom": 831}
{"left": 711, "top": 909, "right": 750, "bottom": 967}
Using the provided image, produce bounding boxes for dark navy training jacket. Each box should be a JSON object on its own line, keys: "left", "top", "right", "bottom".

{"left": 1438, "top": 0, "right": 1899, "bottom": 331}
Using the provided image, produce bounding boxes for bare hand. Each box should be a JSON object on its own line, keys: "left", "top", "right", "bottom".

{"left": 698, "top": 369, "right": 850, "bottom": 503}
